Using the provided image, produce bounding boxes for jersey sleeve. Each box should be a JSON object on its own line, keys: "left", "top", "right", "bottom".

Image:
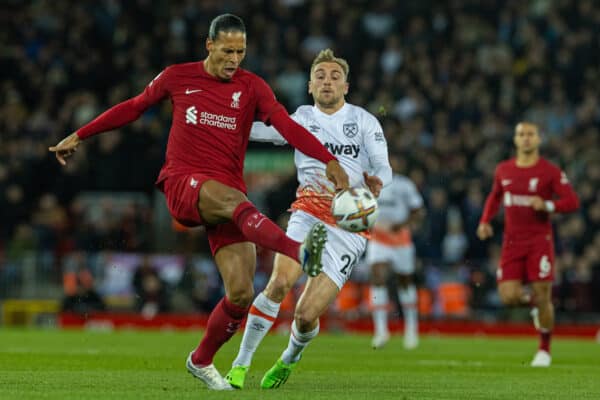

{"left": 404, "top": 179, "right": 424, "bottom": 210}
{"left": 549, "top": 167, "right": 580, "bottom": 213}
{"left": 76, "top": 68, "right": 171, "bottom": 139}
{"left": 252, "top": 75, "right": 286, "bottom": 123}
{"left": 364, "top": 115, "right": 392, "bottom": 187}
{"left": 480, "top": 165, "right": 503, "bottom": 223}
{"left": 249, "top": 122, "right": 288, "bottom": 146}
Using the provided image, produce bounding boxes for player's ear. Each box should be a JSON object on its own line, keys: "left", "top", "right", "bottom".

{"left": 307, "top": 80, "right": 313, "bottom": 94}
{"left": 206, "top": 39, "right": 213, "bottom": 53}
{"left": 343, "top": 81, "right": 349, "bottom": 95}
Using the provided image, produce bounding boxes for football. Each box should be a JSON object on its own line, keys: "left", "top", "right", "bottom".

{"left": 331, "top": 187, "right": 379, "bottom": 232}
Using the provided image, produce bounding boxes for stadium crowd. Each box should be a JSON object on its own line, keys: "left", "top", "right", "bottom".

{"left": 1, "top": 0, "right": 599, "bottom": 316}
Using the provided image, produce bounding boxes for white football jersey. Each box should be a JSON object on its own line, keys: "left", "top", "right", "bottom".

{"left": 376, "top": 174, "right": 423, "bottom": 225}
{"left": 370, "top": 174, "right": 423, "bottom": 246}
{"left": 250, "top": 103, "right": 391, "bottom": 227}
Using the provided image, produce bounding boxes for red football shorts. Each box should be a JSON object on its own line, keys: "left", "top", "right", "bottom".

{"left": 162, "top": 173, "right": 248, "bottom": 255}
{"left": 497, "top": 233, "right": 554, "bottom": 283}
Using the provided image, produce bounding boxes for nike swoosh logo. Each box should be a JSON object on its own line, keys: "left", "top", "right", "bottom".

{"left": 501, "top": 180, "right": 512, "bottom": 186}
{"left": 185, "top": 89, "right": 203, "bottom": 94}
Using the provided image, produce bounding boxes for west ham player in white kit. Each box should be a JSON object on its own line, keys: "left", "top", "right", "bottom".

{"left": 367, "top": 160, "right": 424, "bottom": 349}
{"left": 225, "top": 49, "right": 392, "bottom": 389}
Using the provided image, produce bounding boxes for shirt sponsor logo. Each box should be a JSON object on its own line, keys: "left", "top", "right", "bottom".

{"left": 186, "top": 106, "right": 198, "bottom": 124}
{"left": 374, "top": 131, "right": 385, "bottom": 142}
{"left": 185, "top": 106, "right": 237, "bottom": 130}
{"left": 324, "top": 142, "right": 360, "bottom": 158}
{"left": 503, "top": 192, "right": 535, "bottom": 207}
{"left": 343, "top": 122, "right": 358, "bottom": 138}
{"left": 231, "top": 91, "right": 242, "bottom": 108}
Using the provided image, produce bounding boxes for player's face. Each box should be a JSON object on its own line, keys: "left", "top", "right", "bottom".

{"left": 309, "top": 62, "right": 349, "bottom": 109}
{"left": 206, "top": 31, "right": 246, "bottom": 81}
{"left": 514, "top": 123, "right": 541, "bottom": 154}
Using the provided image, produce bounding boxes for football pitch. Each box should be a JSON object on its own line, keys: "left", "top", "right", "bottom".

{"left": 1, "top": 328, "right": 599, "bottom": 399}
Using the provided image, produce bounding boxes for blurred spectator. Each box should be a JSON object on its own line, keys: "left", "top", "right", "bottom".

{"left": 61, "top": 252, "right": 106, "bottom": 314}
{"left": 132, "top": 256, "right": 170, "bottom": 318}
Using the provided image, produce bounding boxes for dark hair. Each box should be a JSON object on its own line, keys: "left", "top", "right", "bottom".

{"left": 208, "top": 14, "right": 246, "bottom": 41}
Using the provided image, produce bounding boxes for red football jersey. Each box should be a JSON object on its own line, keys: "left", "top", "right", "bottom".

{"left": 77, "top": 61, "right": 285, "bottom": 193}
{"left": 480, "top": 157, "right": 579, "bottom": 236}
{"left": 144, "top": 62, "right": 285, "bottom": 193}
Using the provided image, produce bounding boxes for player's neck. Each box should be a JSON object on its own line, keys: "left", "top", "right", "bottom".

{"left": 316, "top": 100, "right": 345, "bottom": 115}
{"left": 515, "top": 152, "right": 540, "bottom": 167}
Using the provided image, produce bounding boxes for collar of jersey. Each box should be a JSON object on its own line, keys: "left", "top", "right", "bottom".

{"left": 312, "top": 102, "right": 349, "bottom": 118}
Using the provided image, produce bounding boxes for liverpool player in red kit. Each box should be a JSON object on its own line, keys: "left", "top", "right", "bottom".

{"left": 477, "top": 122, "right": 579, "bottom": 367}
{"left": 49, "top": 14, "right": 349, "bottom": 390}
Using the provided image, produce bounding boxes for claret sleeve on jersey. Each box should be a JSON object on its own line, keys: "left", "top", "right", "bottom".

{"left": 549, "top": 168, "right": 579, "bottom": 213}
{"left": 252, "top": 77, "right": 335, "bottom": 164}
{"left": 480, "top": 165, "right": 503, "bottom": 223}
{"left": 76, "top": 68, "right": 171, "bottom": 139}
{"left": 364, "top": 116, "right": 392, "bottom": 187}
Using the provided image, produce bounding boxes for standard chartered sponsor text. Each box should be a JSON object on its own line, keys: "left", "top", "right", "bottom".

{"left": 200, "top": 111, "right": 237, "bottom": 130}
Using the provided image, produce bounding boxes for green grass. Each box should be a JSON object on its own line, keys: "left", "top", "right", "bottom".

{"left": 1, "top": 328, "right": 599, "bottom": 399}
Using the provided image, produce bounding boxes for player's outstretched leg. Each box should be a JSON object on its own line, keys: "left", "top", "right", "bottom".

{"left": 186, "top": 352, "right": 233, "bottom": 390}
{"left": 298, "top": 222, "right": 327, "bottom": 277}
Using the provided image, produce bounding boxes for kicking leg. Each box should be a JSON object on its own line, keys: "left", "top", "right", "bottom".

{"left": 198, "top": 180, "right": 326, "bottom": 274}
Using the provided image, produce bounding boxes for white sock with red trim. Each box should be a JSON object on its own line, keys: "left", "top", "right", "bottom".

{"left": 399, "top": 285, "right": 418, "bottom": 337}
{"left": 281, "top": 320, "right": 319, "bottom": 364}
{"left": 232, "top": 292, "right": 280, "bottom": 367}
{"left": 371, "top": 285, "right": 389, "bottom": 336}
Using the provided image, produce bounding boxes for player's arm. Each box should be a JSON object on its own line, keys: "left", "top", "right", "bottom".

{"left": 249, "top": 122, "right": 288, "bottom": 146}
{"left": 49, "top": 69, "right": 170, "bottom": 165}
{"left": 363, "top": 119, "right": 392, "bottom": 197}
{"left": 253, "top": 78, "right": 349, "bottom": 189}
{"left": 531, "top": 169, "right": 580, "bottom": 213}
{"left": 477, "top": 165, "right": 503, "bottom": 240}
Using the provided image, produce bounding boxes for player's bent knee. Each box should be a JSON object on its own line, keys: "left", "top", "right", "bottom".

{"left": 263, "top": 279, "right": 291, "bottom": 303}
{"left": 227, "top": 286, "right": 255, "bottom": 308}
{"left": 294, "top": 307, "right": 319, "bottom": 331}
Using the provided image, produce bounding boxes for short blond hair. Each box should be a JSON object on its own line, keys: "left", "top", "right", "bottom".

{"left": 310, "top": 49, "right": 349, "bottom": 79}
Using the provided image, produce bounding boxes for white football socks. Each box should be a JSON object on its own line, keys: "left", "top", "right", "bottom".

{"left": 370, "top": 285, "right": 389, "bottom": 336}
{"left": 399, "top": 285, "right": 418, "bottom": 336}
{"left": 232, "top": 292, "right": 280, "bottom": 367}
{"left": 281, "top": 320, "right": 319, "bottom": 364}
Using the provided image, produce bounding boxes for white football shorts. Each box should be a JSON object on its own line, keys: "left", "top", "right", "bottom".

{"left": 286, "top": 210, "right": 367, "bottom": 289}
{"left": 365, "top": 241, "right": 416, "bottom": 274}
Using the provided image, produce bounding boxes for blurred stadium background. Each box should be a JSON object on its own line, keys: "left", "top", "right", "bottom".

{"left": 1, "top": 0, "right": 599, "bottom": 334}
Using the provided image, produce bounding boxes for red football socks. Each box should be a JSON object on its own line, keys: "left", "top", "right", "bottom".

{"left": 232, "top": 201, "right": 300, "bottom": 262}
{"left": 191, "top": 297, "right": 249, "bottom": 366}
{"left": 539, "top": 330, "right": 552, "bottom": 353}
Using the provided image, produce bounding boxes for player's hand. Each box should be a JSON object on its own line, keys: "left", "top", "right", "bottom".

{"left": 49, "top": 132, "right": 81, "bottom": 165}
{"left": 363, "top": 172, "right": 383, "bottom": 197}
{"left": 476, "top": 223, "right": 493, "bottom": 240}
{"left": 530, "top": 196, "right": 546, "bottom": 211}
{"left": 326, "top": 160, "right": 350, "bottom": 191}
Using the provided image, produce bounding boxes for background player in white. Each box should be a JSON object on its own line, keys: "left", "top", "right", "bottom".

{"left": 225, "top": 49, "right": 392, "bottom": 389}
{"left": 367, "top": 156, "right": 424, "bottom": 349}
